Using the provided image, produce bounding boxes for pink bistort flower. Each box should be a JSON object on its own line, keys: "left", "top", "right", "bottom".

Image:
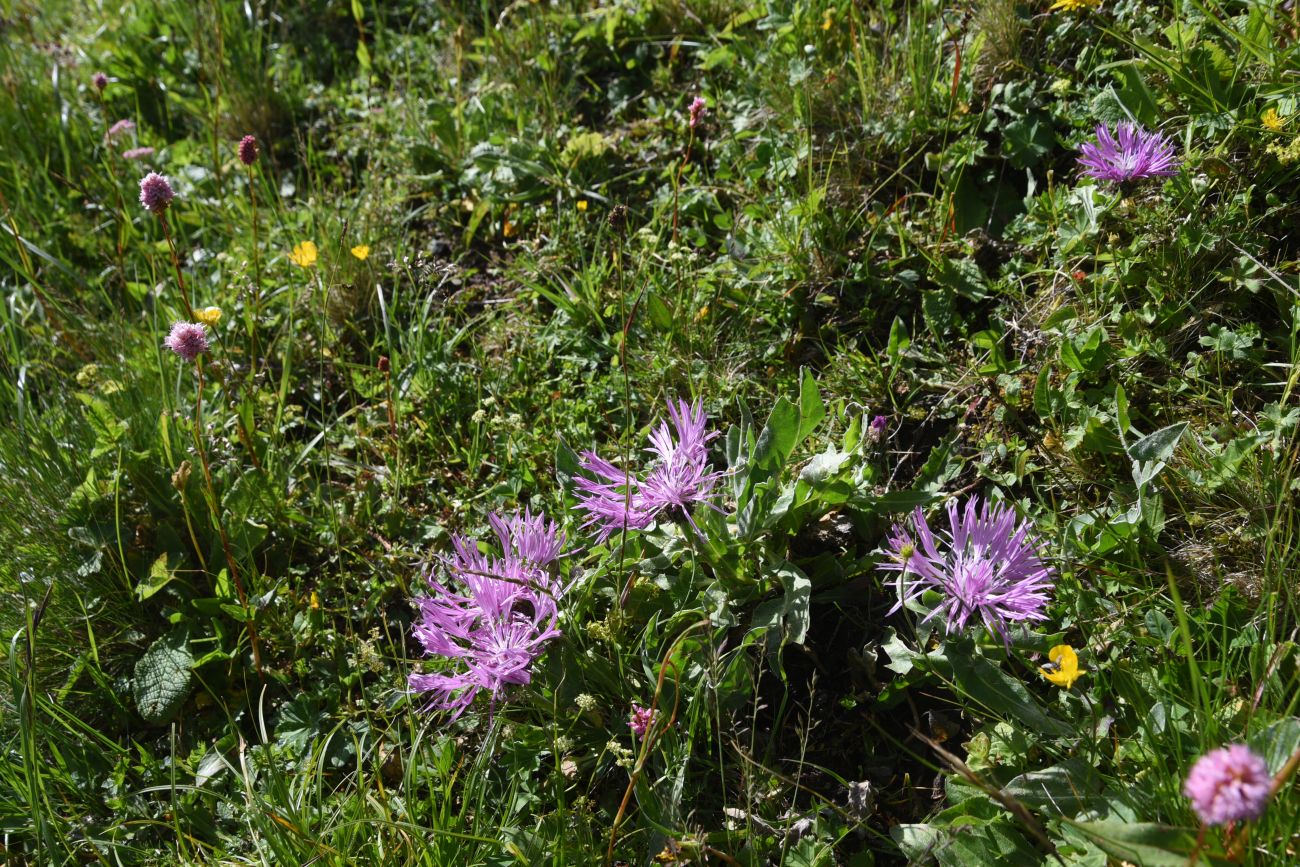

{"left": 106, "top": 119, "right": 136, "bottom": 143}
{"left": 122, "top": 146, "right": 155, "bottom": 161}
{"left": 629, "top": 703, "right": 656, "bottom": 738}
{"left": 409, "top": 510, "right": 568, "bottom": 718}
{"left": 877, "top": 497, "right": 1054, "bottom": 646}
{"left": 238, "top": 135, "right": 259, "bottom": 166}
{"left": 163, "top": 322, "right": 209, "bottom": 362}
{"left": 1078, "top": 122, "right": 1179, "bottom": 183}
{"left": 139, "top": 172, "right": 175, "bottom": 213}
{"left": 688, "top": 96, "right": 707, "bottom": 128}
{"left": 574, "top": 397, "right": 723, "bottom": 541}
{"left": 1184, "top": 744, "right": 1272, "bottom": 826}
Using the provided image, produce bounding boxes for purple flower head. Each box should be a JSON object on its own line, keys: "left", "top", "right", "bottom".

{"left": 139, "top": 172, "right": 175, "bottom": 213}
{"left": 869, "top": 414, "right": 889, "bottom": 442}
{"left": 106, "top": 119, "right": 136, "bottom": 143}
{"left": 238, "top": 134, "right": 259, "bottom": 166}
{"left": 575, "top": 397, "right": 724, "bottom": 542}
{"left": 122, "top": 146, "right": 155, "bottom": 161}
{"left": 409, "top": 510, "right": 568, "bottom": 718}
{"left": 688, "top": 96, "right": 707, "bottom": 128}
{"left": 1078, "top": 122, "right": 1179, "bottom": 183}
{"left": 1184, "top": 745, "right": 1272, "bottom": 826}
{"left": 163, "top": 321, "right": 209, "bottom": 362}
{"left": 630, "top": 703, "right": 656, "bottom": 738}
{"left": 877, "top": 497, "right": 1053, "bottom": 646}
{"left": 92, "top": 72, "right": 109, "bottom": 92}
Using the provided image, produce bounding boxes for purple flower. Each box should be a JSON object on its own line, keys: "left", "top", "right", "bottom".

{"left": 1184, "top": 745, "right": 1272, "bottom": 826}
{"left": 409, "top": 510, "right": 568, "bottom": 718}
{"left": 574, "top": 398, "right": 723, "bottom": 541}
{"left": 163, "top": 322, "right": 209, "bottom": 362}
{"left": 238, "top": 134, "right": 259, "bottom": 166}
{"left": 877, "top": 497, "right": 1053, "bottom": 645}
{"left": 139, "top": 172, "right": 175, "bottom": 213}
{"left": 122, "top": 146, "right": 155, "bottom": 161}
{"left": 92, "top": 72, "right": 109, "bottom": 92}
{"left": 630, "top": 703, "right": 656, "bottom": 738}
{"left": 105, "top": 119, "right": 135, "bottom": 143}
{"left": 869, "top": 415, "right": 888, "bottom": 441}
{"left": 1077, "top": 122, "right": 1179, "bottom": 182}
{"left": 688, "top": 96, "right": 707, "bottom": 128}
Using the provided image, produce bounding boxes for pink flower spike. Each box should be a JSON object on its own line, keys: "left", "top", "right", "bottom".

{"left": 163, "top": 322, "right": 209, "bottom": 362}
{"left": 92, "top": 72, "right": 109, "bottom": 92}
{"left": 630, "top": 703, "right": 656, "bottom": 738}
{"left": 688, "top": 96, "right": 707, "bottom": 128}
{"left": 122, "top": 146, "right": 155, "bottom": 161}
{"left": 238, "top": 134, "right": 259, "bottom": 166}
{"left": 106, "top": 119, "right": 136, "bottom": 143}
{"left": 1184, "top": 744, "right": 1272, "bottom": 826}
{"left": 139, "top": 172, "right": 175, "bottom": 213}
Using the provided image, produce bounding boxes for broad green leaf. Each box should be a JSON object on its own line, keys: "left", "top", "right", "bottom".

{"left": 136, "top": 553, "right": 176, "bottom": 601}
{"left": 1127, "top": 422, "right": 1188, "bottom": 464}
{"left": 752, "top": 397, "right": 799, "bottom": 472}
{"left": 943, "top": 648, "right": 1071, "bottom": 737}
{"left": 1070, "top": 820, "right": 1231, "bottom": 867}
{"left": 796, "top": 368, "right": 825, "bottom": 444}
{"left": 1003, "top": 759, "right": 1103, "bottom": 815}
{"left": 133, "top": 631, "right": 193, "bottom": 725}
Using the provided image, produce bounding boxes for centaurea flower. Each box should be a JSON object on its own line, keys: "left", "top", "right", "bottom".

{"left": 409, "top": 510, "right": 568, "bottom": 718}
{"left": 1077, "top": 122, "right": 1179, "bottom": 182}
{"left": 877, "top": 497, "right": 1053, "bottom": 645}
{"left": 574, "top": 398, "right": 723, "bottom": 541}
{"left": 1184, "top": 745, "right": 1272, "bottom": 826}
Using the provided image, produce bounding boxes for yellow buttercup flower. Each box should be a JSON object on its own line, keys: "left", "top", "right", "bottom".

{"left": 576, "top": 199, "right": 588, "bottom": 212}
{"left": 1040, "top": 644, "right": 1084, "bottom": 689}
{"left": 195, "top": 306, "right": 222, "bottom": 326}
{"left": 1050, "top": 0, "right": 1099, "bottom": 11}
{"left": 1262, "top": 107, "right": 1285, "bottom": 132}
{"left": 289, "top": 240, "right": 318, "bottom": 268}
{"left": 351, "top": 244, "right": 371, "bottom": 261}
{"left": 822, "top": 9, "right": 833, "bottom": 30}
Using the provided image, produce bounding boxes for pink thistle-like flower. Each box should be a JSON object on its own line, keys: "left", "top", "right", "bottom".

{"left": 574, "top": 397, "right": 724, "bottom": 542}
{"left": 877, "top": 497, "right": 1054, "bottom": 646}
{"left": 409, "top": 510, "right": 568, "bottom": 719}
{"left": 105, "top": 119, "right": 136, "bottom": 143}
{"left": 163, "top": 322, "right": 209, "bottom": 362}
{"left": 92, "top": 72, "right": 109, "bottom": 92}
{"left": 629, "top": 703, "right": 656, "bottom": 738}
{"left": 122, "top": 146, "right": 155, "bottom": 161}
{"left": 1077, "top": 122, "right": 1179, "bottom": 183}
{"left": 238, "top": 134, "right": 259, "bottom": 166}
{"left": 1184, "top": 745, "right": 1272, "bottom": 826}
{"left": 139, "top": 172, "right": 175, "bottom": 213}
{"left": 688, "top": 96, "right": 707, "bottom": 128}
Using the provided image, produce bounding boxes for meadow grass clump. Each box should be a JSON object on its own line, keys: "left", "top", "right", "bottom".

{"left": 1, "top": 0, "right": 1299, "bottom": 864}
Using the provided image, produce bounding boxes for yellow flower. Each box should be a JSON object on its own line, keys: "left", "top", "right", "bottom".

{"left": 503, "top": 218, "right": 517, "bottom": 238}
{"left": 195, "top": 306, "right": 222, "bottom": 325}
{"left": 1050, "top": 0, "right": 1099, "bottom": 11}
{"left": 1262, "top": 107, "right": 1285, "bottom": 132}
{"left": 310, "top": 590, "right": 320, "bottom": 611}
{"left": 1040, "top": 644, "right": 1084, "bottom": 689}
{"left": 822, "top": 9, "right": 833, "bottom": 30}
{"left": 576, "top": 199, "right": 588, "bottom": 212}
{"left": 289, "top": 240, "right": 318, "bottom": 268}
{"left": 350, "top": 244, "right": 371, "bottom": 261}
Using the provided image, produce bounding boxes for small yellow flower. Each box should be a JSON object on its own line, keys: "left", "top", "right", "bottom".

{"left": 195, "top": 306, "right": 222, "bottom": 325}
{"left": 576, "top": 199, "right": 588, "bottom": 212}
{"left": 1262, "top": 107, "right": 1285, "bottom": 132}
{"left": 822, "top": 9, "right": 833, "bottom": 30}
{"left": 310, "top": 590, "right": 320, "bottom": 611}
{"left": 503, "top": 218, "right": 517, "bottom": 238}
{"left": 1040, "top": 644, "right": 1084, "bottom": 689}
{"left": 1050, "top": 0, "right": 1099, "bottom": 11}
{"left": 289, "top": 240, "right": 318, "bottom": 268}
{"left": 350, "top": 244, "right": 371, "bottom": 261}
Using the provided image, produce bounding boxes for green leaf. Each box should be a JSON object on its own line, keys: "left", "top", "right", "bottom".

{"left": 796, "top": 368, "right": 825, "bottom": 444}
{"left": 1127, "top": 422, "right": 1188, "bottom": 463}
{"left": 1070, "top": 820, "right": 1231, "bottom": 867}
{"left": 1003, "top": 759, "right": 1104, "bottom": 815}
{"left": 943, "top": 648, "right": 1071, "bottom": 736}
{"left": 133, "top": 631, "right": 193, "bottom": 725}
{"left": 753, "top": 397, "right": 799, "bottom": 472}
{"left": 136, "top": 553, "right": 176, "bottom": 601}
{"left": 1115, "top": 383, "right": 1130, "bottom": 436}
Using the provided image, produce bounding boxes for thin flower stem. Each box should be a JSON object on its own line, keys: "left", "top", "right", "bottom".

{"left": 160, "top": 216, "right": 196, "bottom": 320}
{"left": 248, "top": 163, "right": 262, "bottom": 368}
{"left": 193, "top": 360, "right": 264, "bottom": 679}
{"left": 670, "top": 127, "right": 695, "bottom": 245}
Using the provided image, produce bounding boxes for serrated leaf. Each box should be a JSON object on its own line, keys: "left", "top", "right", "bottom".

{"left": 133, "top": 631, "right": 193, "bottom": 724}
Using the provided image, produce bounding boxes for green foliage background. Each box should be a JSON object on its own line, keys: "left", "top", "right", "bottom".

{"left": 1, "top": 0, "right": 1299, "bottom": 863}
